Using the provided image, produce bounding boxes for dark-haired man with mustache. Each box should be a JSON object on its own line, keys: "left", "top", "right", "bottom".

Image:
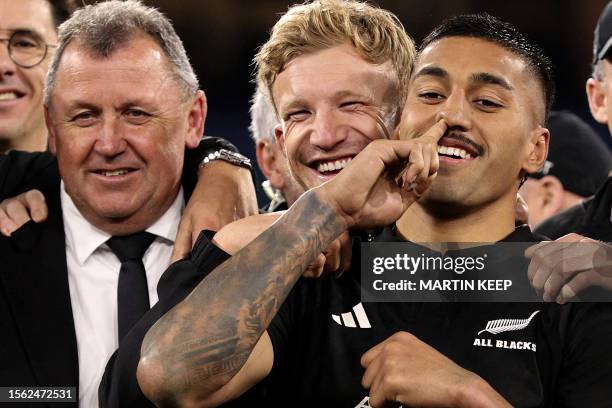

{"left": 133, "top": 8, "right": 612, "bottom": 408}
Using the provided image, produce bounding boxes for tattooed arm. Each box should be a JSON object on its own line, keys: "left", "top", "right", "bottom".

{"left": 138, "top": 189, "right": 346, "bottom": 407}
{"left": 137, "top": 127, "right": 445, "bottom": 407}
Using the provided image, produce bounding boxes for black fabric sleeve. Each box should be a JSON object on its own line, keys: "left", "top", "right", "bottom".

{"left": 0, "top": 150, "right": 59, "bottom": 199}
{"left": 264, "top": 281, "right": 302, "bottom": 388}
{"left": 99, "top": 230, "right": 230, "bottom": 408}
{"left": 554, "top": 303, "right": 612, "bottom": 407}
{"left": 533, "top": 203, "right": 587, "bottom": 240}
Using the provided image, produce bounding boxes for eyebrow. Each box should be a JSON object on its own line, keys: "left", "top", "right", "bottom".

{"left": 1, "top": 28, "right": 44, "bottom": 39}
{"left": 413, "top": 66, "right": 514, "bottom": 92}
{"left": 334, "top": 89, "right": 372, "bottom": 101}
{"left": 278, "top": 90, "right": 373, "bottom": 114}
{"left": 278, "top": 98, "right": 308, "bottom": 115}
{"left": 63, "top": 101, "right": 99, "bottom": 114}
{"left": 413, "top": 66, "right": 449, "bottom": 81}
{"left": 470, "top": 72, "right": 514, "bottom": 91}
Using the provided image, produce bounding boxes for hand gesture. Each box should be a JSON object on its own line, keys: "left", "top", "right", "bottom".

{"left": 317, "top": 120, "right": 447, "bottom": 230}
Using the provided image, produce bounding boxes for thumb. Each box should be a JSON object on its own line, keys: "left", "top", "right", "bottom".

{"left": 171, "top": 220, "right": 193, "bottom": 262}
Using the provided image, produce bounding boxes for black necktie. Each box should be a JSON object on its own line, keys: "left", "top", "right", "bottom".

{"left": 106, "top": 232, "right": 156, "bottom": 342}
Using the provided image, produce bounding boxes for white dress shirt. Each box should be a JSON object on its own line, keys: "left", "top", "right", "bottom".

{"left": 61, "top": 182, "right": 184, "bottom": 408}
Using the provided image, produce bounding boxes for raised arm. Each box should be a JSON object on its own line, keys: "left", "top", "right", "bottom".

{"left": 137, "top": 122, "right": 445, "bottom": 407}
{"left": 138, "top": 189, "right": 346, "bottom": 406}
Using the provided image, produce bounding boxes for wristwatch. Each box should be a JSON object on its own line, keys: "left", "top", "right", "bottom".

{"left": 199, "top": 148, "right": 252, "bottom": 170}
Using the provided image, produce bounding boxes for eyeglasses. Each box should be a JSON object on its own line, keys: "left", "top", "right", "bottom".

{"left": 0, "top": 30, "right": 56, "bottom": 68}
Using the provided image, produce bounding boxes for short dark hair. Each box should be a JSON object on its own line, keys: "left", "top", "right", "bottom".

{"left": 47, "top": 0, "right": 79, "bottom": 29}
{"left": 44, "top": 0, "right": 198, "bottom": 106}
{"left": 420, "top": 13, "right": 555, "bottom": 124}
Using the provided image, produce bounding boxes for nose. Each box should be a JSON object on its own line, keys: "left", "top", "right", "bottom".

{"left": 309, "top": 109, "right": 348, "bottom": 150}
{"left": 0, "top": 39, "right": 16, "bottom": 78}
{"left": 434, "top": 89, "right": 471, "bottom": 130}
{"left": 93, "top": 116, "right": 128, "bottom": 157}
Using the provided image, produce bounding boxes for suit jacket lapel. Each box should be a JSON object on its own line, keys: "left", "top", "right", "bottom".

{"left": 1, "top": 186, "right": 79, "bottom": 390}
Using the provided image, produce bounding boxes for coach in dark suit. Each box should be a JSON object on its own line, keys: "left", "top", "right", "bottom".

{"left": 0, "top": 1, "right": 255, "bottom": 406}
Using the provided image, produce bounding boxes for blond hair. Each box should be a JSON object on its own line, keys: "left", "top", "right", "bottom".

{"left": 255, "top": 0, "right": 415, "bottom": 113}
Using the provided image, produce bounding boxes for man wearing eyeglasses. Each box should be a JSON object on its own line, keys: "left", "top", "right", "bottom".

{"left": 0, "top": 0, "right": 74, "bottom": 153}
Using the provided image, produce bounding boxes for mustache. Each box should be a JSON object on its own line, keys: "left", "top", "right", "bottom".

{"left": 441, "top": 129, "right": 485, "bottom": 157}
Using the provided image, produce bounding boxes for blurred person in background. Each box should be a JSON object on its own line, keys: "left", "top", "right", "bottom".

{"left": 250, "top": 85, "right": 303, "bottom": 211}
{"left": 0, "top": 0, "right": 76, "bottom": 153}
{"left": 534, "top": 2, "right": 612, "bottom": 242}
{"left": 520, "top": 110, "right": 612, "bottom": 230}
{"left": 526, "top": 2, "right": 612, "bottom": 304}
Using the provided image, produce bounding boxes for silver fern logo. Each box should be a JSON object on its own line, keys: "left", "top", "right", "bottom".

{"left": 477, "top": 310, "right": 540, "bottom": 335}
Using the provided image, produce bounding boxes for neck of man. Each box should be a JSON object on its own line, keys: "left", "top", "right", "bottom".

{"left": 395, "top": 189, "right": 517, "bottom": 244}
{"left": 0, "top": 124, "right": 48, "bottom": 153}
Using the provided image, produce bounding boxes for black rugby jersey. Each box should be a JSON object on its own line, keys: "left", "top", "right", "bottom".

{"left": 263, "top": 226, "right": 612, "bottom": 407}
{"left": 99, "top": 228, "right": 612, "bottom": 408}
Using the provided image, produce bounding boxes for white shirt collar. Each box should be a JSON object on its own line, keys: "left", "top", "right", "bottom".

{"left": 61, "top": 181, "right": 184, "bottom": 265}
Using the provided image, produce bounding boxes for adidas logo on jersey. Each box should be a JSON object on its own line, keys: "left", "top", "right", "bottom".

{"left": 331, "top": 302, "right": 371, "bottom": 328}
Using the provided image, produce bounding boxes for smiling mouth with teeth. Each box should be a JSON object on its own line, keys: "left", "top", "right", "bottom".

{"left": 96, "top": 169, "right": 133, "bottom": 177}
{"left": 0, "top": 92, "right": 21, "bottom": 101}
{"left": 316, "top": 158, "right": 352, "bottom": 173}
{"left": 437, "top": 145, "right": 473, "bottom": 160}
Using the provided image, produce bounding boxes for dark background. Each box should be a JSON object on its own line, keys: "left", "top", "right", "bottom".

{"left": 137, "top": 0, "right": 611, "bottom": 199}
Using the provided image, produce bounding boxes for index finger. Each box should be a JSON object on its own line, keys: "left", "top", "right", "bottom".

{"left": 401, "top": 119, "right": 447, "bottom": 143}
{"left": 420, "top": 118, "right": 447, "bottom": 143}
{"left": 23, "top": 190, "right": 48, "bottom": 223}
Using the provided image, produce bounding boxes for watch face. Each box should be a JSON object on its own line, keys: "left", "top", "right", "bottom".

{"left": 219, "top": 149, "right": 252, "bottom": 167}
{"left": 222, "top": 149, "right": 248, "bottom": 161}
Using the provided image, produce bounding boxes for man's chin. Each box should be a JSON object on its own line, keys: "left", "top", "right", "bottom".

{"left": 0, "top": 123, "right": 25, "bottom": 142}
{"left": 77, "top": 198, "right": 143, "bottom": 226}
{"left": 293, "top": 173, "right": 324, "bottom": 191}
{"left": 417, "top": 186, "right": 476, "bottom": 212}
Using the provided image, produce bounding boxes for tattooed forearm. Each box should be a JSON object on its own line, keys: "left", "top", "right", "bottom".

{"left": 138, "top": 189, "right": 346, "bottom": 405}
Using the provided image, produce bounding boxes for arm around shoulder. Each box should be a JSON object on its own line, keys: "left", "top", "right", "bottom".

{"left": 136, "top": 190, "right": 344, "bottom": 406}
